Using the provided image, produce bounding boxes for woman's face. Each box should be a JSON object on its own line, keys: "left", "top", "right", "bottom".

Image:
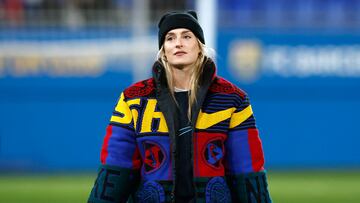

{"left": 163, "top": 28, "right": 200, "bottom": 69}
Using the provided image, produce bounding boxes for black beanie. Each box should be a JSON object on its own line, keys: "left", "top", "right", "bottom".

{"left": 158, "top": 10, "right": 205, "bottom": 49}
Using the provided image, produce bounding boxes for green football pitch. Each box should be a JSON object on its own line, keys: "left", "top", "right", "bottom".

{"left": 0, "top": 170, "right": 359, "bottom": 203}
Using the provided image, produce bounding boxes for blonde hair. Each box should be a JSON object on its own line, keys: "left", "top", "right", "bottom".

{"left": 157, "top": 39, "right": 209, "bottom": 119}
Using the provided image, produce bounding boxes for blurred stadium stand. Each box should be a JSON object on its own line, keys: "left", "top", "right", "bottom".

{"left": 219, "top": 0, "right": 360, "bottom": 28}
{"left": 0, "top": 0, "right": 189, "bottom": 28}
{"left": 0, "top": 0, "right": 360, "bottom": 172}
{"left": 1, "top": 0, "right": 359, "bottom": 28}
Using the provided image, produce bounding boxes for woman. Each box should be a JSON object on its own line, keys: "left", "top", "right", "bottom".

{"left": 88, "top": 10, "right": 271, "bottom": 203}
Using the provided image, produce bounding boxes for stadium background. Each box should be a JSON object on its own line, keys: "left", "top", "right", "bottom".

{"left": 0, "top": 0, "right": 360, "bottom": 202}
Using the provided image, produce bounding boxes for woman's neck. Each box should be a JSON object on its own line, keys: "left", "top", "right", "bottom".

{"left": 171, "top": 65, "right": 193, "bottom": 90}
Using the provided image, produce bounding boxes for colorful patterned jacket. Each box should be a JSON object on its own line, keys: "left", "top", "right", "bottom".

{"left": 88, "top": 58, "right": 272, "bottom": 203}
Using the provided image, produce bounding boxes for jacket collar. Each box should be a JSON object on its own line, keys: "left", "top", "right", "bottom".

{"left": 152, "top": 57, "right": 217, "bottom": 94}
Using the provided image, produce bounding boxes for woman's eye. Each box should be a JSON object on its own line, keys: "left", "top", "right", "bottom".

{"left": 184, "top": 35, "right": 191, "bottom": 39}
{"left": 166, "top": 37, "right": 173, "bottom": 41}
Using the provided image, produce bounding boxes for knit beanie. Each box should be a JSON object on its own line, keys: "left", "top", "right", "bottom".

{"left": 158, "top": 10, "right": 205, "bottom": 49}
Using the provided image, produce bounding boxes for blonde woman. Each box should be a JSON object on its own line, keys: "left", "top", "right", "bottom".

{"left": 88, "top": 10, "right": 271, "bottom": 203}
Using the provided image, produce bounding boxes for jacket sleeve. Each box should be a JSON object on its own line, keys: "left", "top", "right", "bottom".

{"left": 225, "top": 93, "right": 272, "bottom": 203}
{"left": 88, "top": 92, "right": 141, "bottom": 203}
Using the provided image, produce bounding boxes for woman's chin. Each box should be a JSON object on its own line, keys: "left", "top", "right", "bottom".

{"left": 169, "top": 61, "right": 194, "bottom": 69}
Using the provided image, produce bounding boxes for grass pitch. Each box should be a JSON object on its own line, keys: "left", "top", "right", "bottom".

{"left": 0, "top": 170, "right": 359, "bottom": 203}
{"left": 269, "top": 170, "right": 360, "bottom": 203}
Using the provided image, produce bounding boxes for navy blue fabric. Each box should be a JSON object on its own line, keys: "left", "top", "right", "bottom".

{"left": 174, "top": 91, "right": 195, "bottom": 202}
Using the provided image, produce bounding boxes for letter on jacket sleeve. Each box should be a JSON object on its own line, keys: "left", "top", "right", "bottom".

{"left": 225, "top": 94, "right": 272, "bottom": 203}
{"left": 88, "top": 92, "right": 141, "bottom": 203}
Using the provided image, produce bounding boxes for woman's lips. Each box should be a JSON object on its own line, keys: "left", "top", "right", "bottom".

{"left": 174, "top": 51, "right": 186, "bottom": 56}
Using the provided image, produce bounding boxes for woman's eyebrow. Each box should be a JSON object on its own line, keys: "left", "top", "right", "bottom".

{"left": 165, "top": 32, "right": 175, "bottom": 37}
{"left": 181, "top": 30, "right": 191, "bottom": 34}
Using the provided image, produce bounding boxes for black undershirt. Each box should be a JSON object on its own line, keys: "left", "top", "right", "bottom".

{"left": 174, "top": 91, "right": 195, "bottom": 202}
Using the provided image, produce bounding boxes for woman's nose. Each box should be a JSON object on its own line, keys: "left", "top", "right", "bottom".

{"left": 175, "top": 38, "right": 183, "bottom": 47}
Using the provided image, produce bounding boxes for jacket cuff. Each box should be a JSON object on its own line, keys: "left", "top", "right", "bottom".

{"left": 226, "top": 170, "right": 272, "bottom": 203}
{"left": 88, "top": 164, "right": 140, "bottom": 203}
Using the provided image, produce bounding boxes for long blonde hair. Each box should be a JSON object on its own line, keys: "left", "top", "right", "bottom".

{"left": 157, "top": 39, "right": 208, "bottom": 119}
